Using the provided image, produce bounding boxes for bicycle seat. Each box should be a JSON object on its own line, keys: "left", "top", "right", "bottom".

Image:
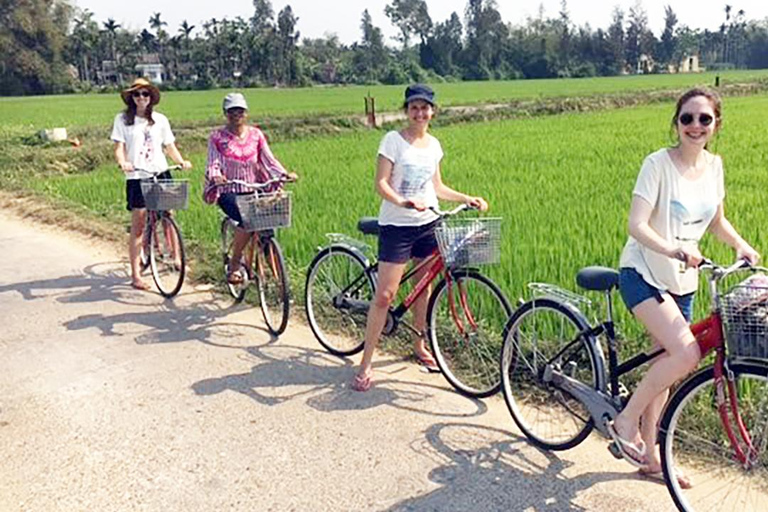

{"left": 357, "top": 217, "right": 380, "bottom": 236}
{"left": 576, "top": 266, "right": 619, "bottom": 292}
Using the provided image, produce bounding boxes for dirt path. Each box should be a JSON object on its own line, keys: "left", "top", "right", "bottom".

{"left": 0, "top": 208, "right": 678, "bottom": 511}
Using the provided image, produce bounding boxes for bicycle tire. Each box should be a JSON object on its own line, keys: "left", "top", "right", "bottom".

{"left": 427, "top": 269, "right": 513, "bottom": 398}
{"left": 149, "top": 214, "right": 185, "bottom": 298}
{"left": 659, "top": 360, "right": 768, "bottom": 512}
{"left": 500, "top": 297, "right": 600, "bottom": 450}
{"left": 305, "top": 246, "right": 375, "bottom": 356}
{"left": 255, "top": 236, "right": 290, "bottom": 336}
{"left": 221, "top": 219, "right": 246, "bottom": 302}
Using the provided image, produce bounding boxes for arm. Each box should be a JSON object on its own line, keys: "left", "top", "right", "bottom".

{"left": 708, "top": 203, "right": 760, "bottom": 264}
{"left": 375, "top": 155, "right": 412, "bottom": 208}
{"left": 627, "top": 195, "right": 701, "bottom": 266}
{"left": 164, "top": 142, "right": 192, "bottom": 170}
{"left": 113, "top": 142, "right": 133, "bottom": 173}
{"left": 257, "top": 130, "right": 292, "bottom": 180}
{"left": 205, "top": 135, "right": 226, "bottom": 185}
{"left": 432, "top": 164, "right": 488, "bottom": 211}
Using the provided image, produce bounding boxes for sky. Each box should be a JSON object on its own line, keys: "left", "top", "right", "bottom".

{"left": 72, "top": 0, "right": 768, "bottom": 45}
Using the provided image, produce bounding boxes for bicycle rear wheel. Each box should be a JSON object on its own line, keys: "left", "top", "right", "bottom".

{"left": 305, "top": 246, "right": 374, "bottom": 356}
{"left": 221, "top": 219, "right": 247, "bottom": 302}
{"left": 500, "top": 298, "right": 600, "bottom": 450}
{"left": 427, "top": 269, "right": 512, "bottom": 398}
{"left": 659, "top": 361, "right": 768, "bottom": 512}
{"left": 149, "top": 214, "right": 185, "bottom": 298}
{"left": 255, "top": 235, "right": 290, "bottom": 335}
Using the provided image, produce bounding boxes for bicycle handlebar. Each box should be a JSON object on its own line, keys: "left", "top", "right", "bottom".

{"left": 697, "top": 258, "right": 767, "bottom": 280}
{"left": 214, "top": 175, "right": 295, "bottom": 189}
{"left": 427, "top": 203, "right": 475, "bottom": 218}
{"left": 134, "top": 165, "right": 183, "bottom": 178}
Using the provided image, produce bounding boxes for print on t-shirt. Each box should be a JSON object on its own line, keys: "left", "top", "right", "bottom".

{"left": 139, "top": 125, "right": 154, "bottom": 167}
{"left": 399, "top": 159, "right": 433, "bottom": 199}
{"left": 671, "top": 199, "right": 717, "bottom": 244}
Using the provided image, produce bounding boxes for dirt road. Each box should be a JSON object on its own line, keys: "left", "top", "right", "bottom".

{"left": 0, "top": 208, "right": 676, "bottom": 511}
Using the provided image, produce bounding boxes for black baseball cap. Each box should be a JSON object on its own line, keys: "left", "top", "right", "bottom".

{"left": 404, "top": 84, "right": 435, "bottom": 107}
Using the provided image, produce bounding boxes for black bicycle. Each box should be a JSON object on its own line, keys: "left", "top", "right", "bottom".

{"left": 137, "top": 165, "right": 187, "bottom": 298}
{"left": 219, "top": 176, "right": 293, "bottom": 335}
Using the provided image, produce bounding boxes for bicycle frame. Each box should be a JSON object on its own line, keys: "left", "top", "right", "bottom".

{"left": 541, "top": 264, "right": 760, "bottom": 465}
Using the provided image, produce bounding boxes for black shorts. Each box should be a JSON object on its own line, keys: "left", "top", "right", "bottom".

{"left": 125, "top": 171, "right": 173, "bottom": 211}
{"left": 378, "top": 220, "right": 439, "bottom": 264}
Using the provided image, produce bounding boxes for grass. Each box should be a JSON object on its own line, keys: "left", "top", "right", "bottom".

{"left": 26, "top": 93, "right": 768, "bottom": 349}
{"left": 3, "top": 70, "right": 768, "bottom": 135}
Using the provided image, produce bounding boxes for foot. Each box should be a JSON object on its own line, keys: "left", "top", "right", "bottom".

{"left": 227, "top": 266, "right": 245, "bottom": 285}
{"left": 131, "top": 279, "right": 151, "bottom": 291}
{"left": 413, "top": 350, "right": 440, "bottom": 373}
{"left": 351, "top": 371, "right": 372, "bottom": 392}
{"left": 607, "top": 420, "right": 647, "bottom": 468}
{"left": 638, "top": 466, "right": 693, "bottom": 489}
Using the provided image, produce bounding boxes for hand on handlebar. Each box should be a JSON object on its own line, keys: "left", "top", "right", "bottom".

{"left": 672, "top": 245, "right": 704, "bottom": 269}
{"left": 119, "top": 162, "right": 134, "bottom": 173}
{"left": 402, "top": 198, "right": 428, "bottom": 211}
{"left": 285, "top": 172, "right": 299, "bottom": 182}
{"left": 179, "top": 160, "right": 193, "bottom": 171}
{"left": 736, "top": 244, "right": 761, "bottom": 266}
{"left": 466, "top": 196, "right": 489, "bottom": 212}
{"left": 211, "top": 175, "right": 228, "bottom": 185}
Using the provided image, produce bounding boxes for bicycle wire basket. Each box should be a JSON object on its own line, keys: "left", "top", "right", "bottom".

{"left": 236, "top": 191, "right": 292, "bottom": 232}
{"left": 720, "top": 273, "right": 768, "bottom": 360}
{"left": 140, "top": 180, "right": 189, "bottom": 211}
{"left": 435, "top": 217, "right": 501, "bottom": 267}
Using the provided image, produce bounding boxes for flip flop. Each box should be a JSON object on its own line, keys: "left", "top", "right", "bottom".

{"left": 351, "top": 372, "right": 372, "bottom": 392}
{"left": 638, "top": 467, "right": 693, "bottom": 489}
{"left": 227, "top": 268, "right": 245, "bottom": 285}
{"left": 606, "top": 421, "right": 647, "bottom": 468}
{"left": 414, "top": 353, "right": 440, "bottom": 373}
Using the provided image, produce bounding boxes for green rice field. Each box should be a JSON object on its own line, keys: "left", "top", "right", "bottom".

{"left": 3, "top": 69, "right": 768, "bottom": 134}
{"left": 24, "top": 91, "right": 768, "bottom": 342}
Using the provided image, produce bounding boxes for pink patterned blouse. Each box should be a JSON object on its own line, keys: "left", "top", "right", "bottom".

{"left": 203, "top": 126, "right": 287, "bottom": 204}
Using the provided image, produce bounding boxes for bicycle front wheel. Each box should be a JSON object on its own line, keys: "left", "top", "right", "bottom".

{"left": 255, "top": 236, "right": 290, "bottom": 336}
{"left": 305, "top": 246, "right": 374, "bottom": 356}
{"left": 659, "top": 361, "right": 768, "bottom": 512}
{"left": 500, "top": 298, "right": 599, "bottom": 450}
{"left": 427, "top": 269, "right": 512, "bottom": 398}
{"left": 149, "top": 214, "right": 185, "bottom": 298}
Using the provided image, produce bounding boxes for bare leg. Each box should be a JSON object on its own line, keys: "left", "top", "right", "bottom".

{"left": 409, "top": 257, "right": 435, "bottom": 362}
{"left": 613, "top": 296, "right": 700, "bottom": 454}
{"left": 356, "top": 261, "right": 407, "bottom": 380}
{"left": 229, "top": 228, "right": 251, "bottom": 273}
{"left": 129, "top": 208, "right": 149, "bottom": 289}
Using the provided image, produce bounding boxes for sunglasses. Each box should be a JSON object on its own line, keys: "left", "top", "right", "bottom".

{"left": 226, "top": 108, "right": 246, "bottom": 115}
{"left": 132, "top": 90, "right": 151, "bottom": 98}
{"left": 679, "top": 112, "right": 714, "bottom": 126}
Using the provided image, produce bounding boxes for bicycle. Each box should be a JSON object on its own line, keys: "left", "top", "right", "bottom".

{"left": 305, "top": 204, "right": 512, "bottom": 398}
{"left": 500, "top": 260, "right": 768, "bottom": 512}
{"left": 136, "top": 165, "right": 187, "bottom": 298}
{"left": 219, "top": 176, "right": 293, "bottom": 336}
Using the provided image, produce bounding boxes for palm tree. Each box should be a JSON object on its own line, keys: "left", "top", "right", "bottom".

{"left": 103, "top": 18, "right": 121, "bottom": 61}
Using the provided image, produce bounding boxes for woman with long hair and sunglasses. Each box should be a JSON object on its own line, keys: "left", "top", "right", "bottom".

{"left": 203, "top": 92, "right": 297, "bottom": 285}
{"left": 350, "top": 84, "right": 488, "bottom": 392}
{"left": 111, "top": 78, "right": 192, "bottom": 291}
{"left": 609, "top": 88, "right": 759, "bottom": 486}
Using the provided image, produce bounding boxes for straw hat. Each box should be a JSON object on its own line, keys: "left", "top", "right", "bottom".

{"left": 121, "top": 78, "right": 161, "bottom": 105}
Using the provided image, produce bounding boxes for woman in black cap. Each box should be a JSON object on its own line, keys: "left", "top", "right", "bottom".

{"left": 111, "top": 78, "right": 192, "bottom": 291}
{"left": 352, "top": 84, "right": 489, "bottom": 392}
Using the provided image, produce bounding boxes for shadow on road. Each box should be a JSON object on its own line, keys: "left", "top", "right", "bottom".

{"left": 388, "top": 423, "right": 637, "bottom": 511}
{"left": 192, "top": 343, "right": 488, "bottom": 418}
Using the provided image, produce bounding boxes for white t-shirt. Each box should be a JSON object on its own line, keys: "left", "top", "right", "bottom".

{"left": 620, "top": 148, "right": 725, "bottom": 295}
{"left": 377, "top": 131, "right": 442, "bottom": 226}
{"left": 110, "top": 112, "right": 175, "bottom": 180}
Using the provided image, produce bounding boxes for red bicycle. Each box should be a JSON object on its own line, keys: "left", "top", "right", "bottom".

{"left": 501, "top": 259, "right": 768, "bottom": 512}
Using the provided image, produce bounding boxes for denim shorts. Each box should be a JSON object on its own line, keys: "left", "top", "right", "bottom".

{"left": 378, "top": 220, "right": 439, "bottom": 264}
{"left": 217, "top": 192, "right": 247, "bottom": 225}
{"left": 619, "top": 267, "right": 694, "bottom": 323}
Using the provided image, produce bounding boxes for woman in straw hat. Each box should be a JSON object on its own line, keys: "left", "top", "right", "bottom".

{"left": 111, "top": 78, "right": 192, "bottom": 291}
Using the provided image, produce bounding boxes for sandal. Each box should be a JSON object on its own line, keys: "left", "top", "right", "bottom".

{"left": 351, "top": 372, "right": 372, "bottom": 392}
{"left": 414, "top": 352, "right": 440, "bottom": 373}
{"left": 227, "top": 267, "right": 245, "bottom": 285}
{"left": 606, "top": 421, "right": 647, "bottom": 468}
{"left": 638, "top": 467, "right": 693, "bottom": 489}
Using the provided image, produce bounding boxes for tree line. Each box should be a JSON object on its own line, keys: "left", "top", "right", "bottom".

{"left": 2, "top": 0, "right": 768, "bottom": 95}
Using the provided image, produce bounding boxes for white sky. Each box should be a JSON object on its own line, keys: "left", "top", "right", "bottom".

{"left": 72, "top": 0, "right": 768, "bottom": 45}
